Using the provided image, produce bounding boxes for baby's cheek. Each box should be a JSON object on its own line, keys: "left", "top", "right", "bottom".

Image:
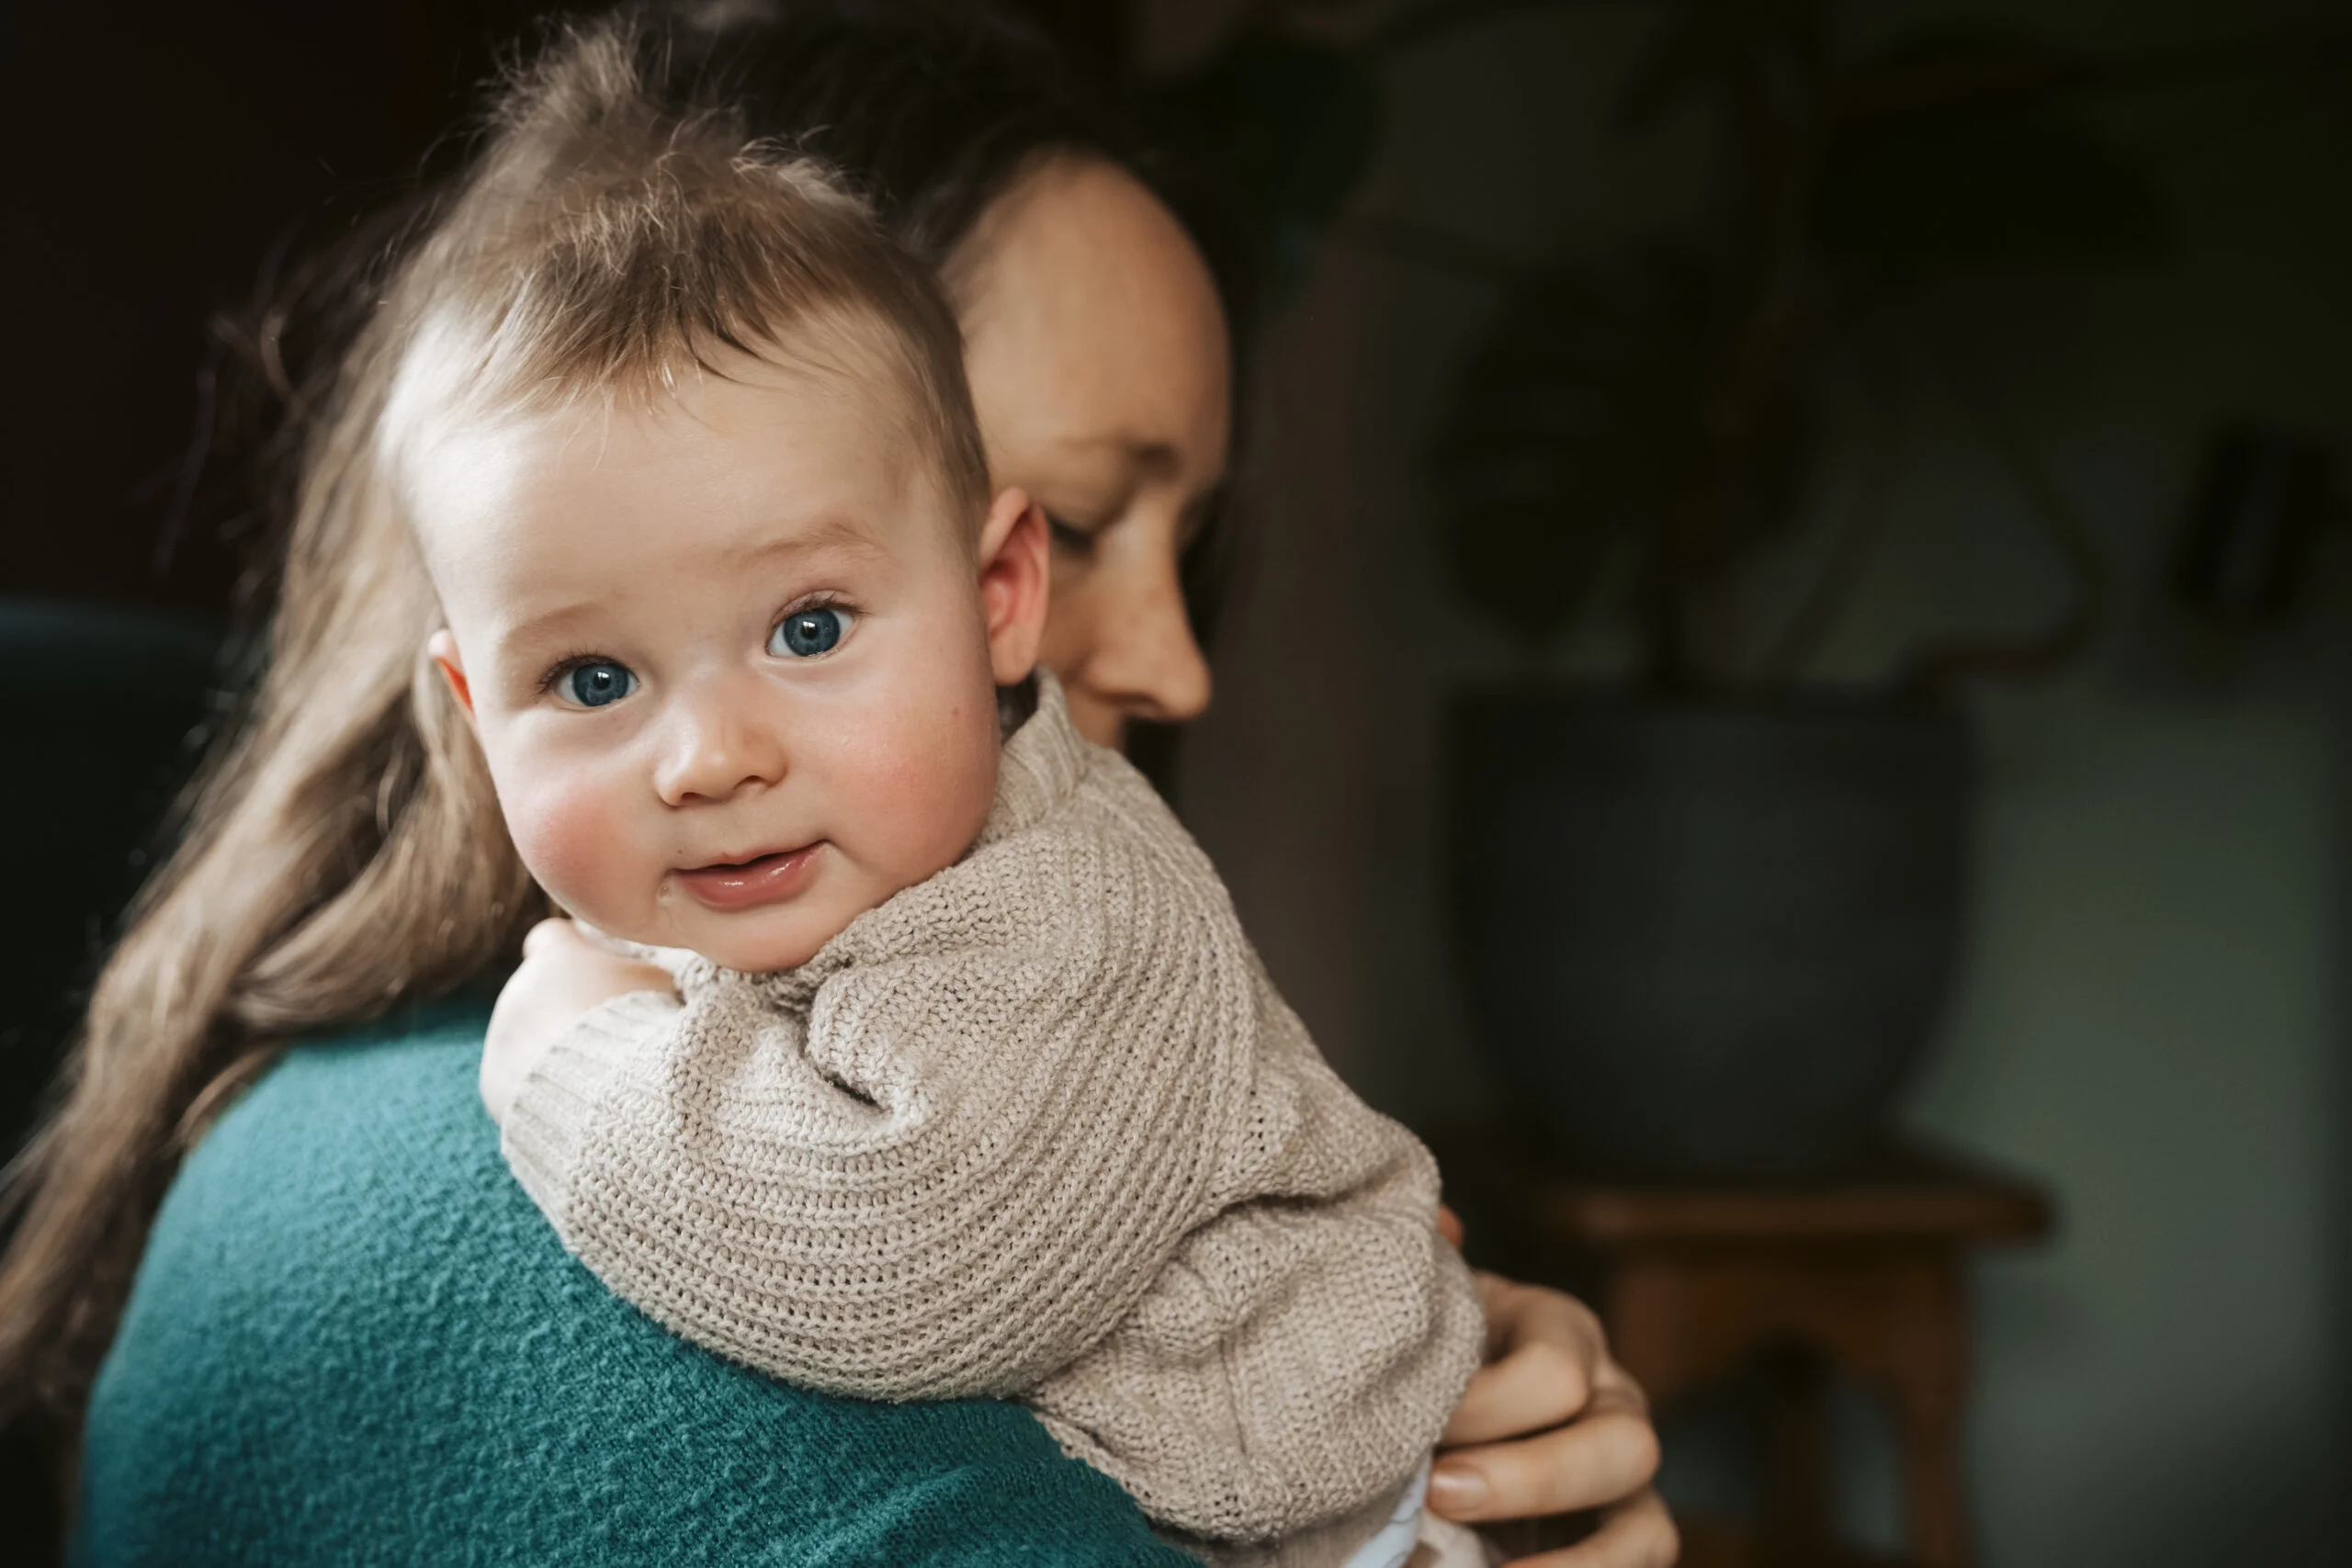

{"left": 501, "top": 773, "right": 648, "bottom": 929}
{"left": 836, "top": 690, "right": 1001, "bottom": 881}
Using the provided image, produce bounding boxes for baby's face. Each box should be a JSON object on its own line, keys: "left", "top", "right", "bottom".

{"left": 414, "top": 362, "right": 1004, "bottom": 972}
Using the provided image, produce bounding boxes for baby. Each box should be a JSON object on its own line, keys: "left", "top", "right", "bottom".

{"left": 396, "top": 26, "right": 1483, "bottom": 1568}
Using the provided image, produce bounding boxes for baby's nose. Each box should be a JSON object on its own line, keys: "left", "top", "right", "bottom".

{"left": 655, "top": 694, "right": 786, "bottom": 806}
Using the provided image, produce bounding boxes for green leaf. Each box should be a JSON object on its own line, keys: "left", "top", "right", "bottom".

{"left": 1430, "top": 241, "right": 1818, "bottom": 650}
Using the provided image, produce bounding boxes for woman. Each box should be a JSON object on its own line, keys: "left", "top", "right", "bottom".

{"left": 5, "top": 6, "right": 1671, "bottom": 1563}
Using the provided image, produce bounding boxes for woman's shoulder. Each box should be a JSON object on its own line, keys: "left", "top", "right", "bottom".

{"left": 79, "top": 1009, "right": 1182, "bottom": 1566}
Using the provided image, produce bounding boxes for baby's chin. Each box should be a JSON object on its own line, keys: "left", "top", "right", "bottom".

{"left": 596, "top": 908, "right": 845, "bottom": 974}
{"left": 689, "top": 926, "right": 841, "bottom": 974}
{"left": 615, "top": 888, "right": 873, "bottom": 974}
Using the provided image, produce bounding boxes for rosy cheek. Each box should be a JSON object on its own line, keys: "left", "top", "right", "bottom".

{"left": 831, "top": 687, "right": 1001, "bottom": 882}
{"left": 494, "top": 757, "right": 646, "bottom": 926}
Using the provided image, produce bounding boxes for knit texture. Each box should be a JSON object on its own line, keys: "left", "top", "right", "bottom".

{"left": 78, "top": 1012, "right": 1194, "bottom": 1567}
{"left": 503, "top": 676, "right": 1486, "bottom": 1548}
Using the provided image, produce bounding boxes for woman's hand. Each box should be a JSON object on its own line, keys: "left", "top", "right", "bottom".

{"left": 480, "top": 919, "right": 674, "bottom": 1124}
{"left": 1431, "top": 1257, "right": 1678, "bottom": 1567}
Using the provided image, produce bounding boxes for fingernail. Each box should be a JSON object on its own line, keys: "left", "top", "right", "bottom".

{"left": 1426, "top": 1464, "right": 1487, "bottom": 1512}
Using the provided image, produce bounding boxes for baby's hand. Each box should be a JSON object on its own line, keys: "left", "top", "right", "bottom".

{"left": 481, "top": 919, "right": 675, "bottom": 1125}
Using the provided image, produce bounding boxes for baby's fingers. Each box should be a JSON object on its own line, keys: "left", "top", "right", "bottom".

{"left": 522, "top": 917, "right": 582, "bottom": 958}
{"left": 519, "top": 919, "right": 671, "bottom": 995}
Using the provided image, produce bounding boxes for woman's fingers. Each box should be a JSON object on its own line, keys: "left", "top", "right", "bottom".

{"left": 1445, "top": 1273, "right": 1610, "bottom": 1443}
{"left": 1430, "top": 1383, "right": 1660, "bottom": 1520}
{"left": 1501, "top": 1489, "right": 1680, "bottom": 1568}
{"left": 1439, "top": 1269, "right": 1668, "bottom": 1543}
{"left": 1446, "top": 1335, "right": 1595, "bottom": 1447}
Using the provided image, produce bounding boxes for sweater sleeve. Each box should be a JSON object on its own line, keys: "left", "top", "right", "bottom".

{"left": 498, "top": 791, "right": 1263, "bottom": 1404}
{"left": 1024, "top": 973, "right": 1487, "bottom": 1545}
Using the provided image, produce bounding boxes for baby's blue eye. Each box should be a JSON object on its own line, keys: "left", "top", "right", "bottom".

{"left": 771, "top": 607, "right": 850, "bottom": 659}
{"left": 560, "top": 662, "right": 636, "bottom": 708}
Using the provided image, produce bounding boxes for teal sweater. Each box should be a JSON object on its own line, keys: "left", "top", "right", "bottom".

{"left": 76, "top": 1013, "right": 1193, "bottom": 1566}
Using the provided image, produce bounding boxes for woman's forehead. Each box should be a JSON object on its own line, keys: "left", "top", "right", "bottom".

{"left": 952, "top": 155, "right": 1230, "bottom": 483}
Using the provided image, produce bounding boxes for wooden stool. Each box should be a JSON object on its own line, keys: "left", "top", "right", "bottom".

{"left": 1436, "top": 1137, "right": 2052, "bottom": 1568}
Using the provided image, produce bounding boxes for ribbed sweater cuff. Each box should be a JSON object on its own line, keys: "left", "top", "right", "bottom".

{"left": 502, "top": 990, "right": 678, "bottom": 1235}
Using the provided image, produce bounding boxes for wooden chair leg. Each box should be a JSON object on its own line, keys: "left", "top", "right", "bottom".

{"left": 1763, "top": 1349, "right": 1832, "bottom": 1557}
{"left": 1892, "top": 1381, "right": 1969, "bottom": 1567}
{"left": 1883, "top": 1263, "right": 1973, "bottom": 1568}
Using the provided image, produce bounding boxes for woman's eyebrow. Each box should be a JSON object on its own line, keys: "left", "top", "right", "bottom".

{"left": 1054, "top": 433, "right": 1182, "bottom": 479}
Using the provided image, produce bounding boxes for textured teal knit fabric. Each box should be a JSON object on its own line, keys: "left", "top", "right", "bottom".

{"left": 76, "top": 1012, "right": 1193, "bottom": 1566}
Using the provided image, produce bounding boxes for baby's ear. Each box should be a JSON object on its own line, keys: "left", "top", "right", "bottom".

{"left": 976, "top": 487, "right": 1049, "bottom": 686}
{"left": 427, "top": 629, "right": 476, "bottom": 718}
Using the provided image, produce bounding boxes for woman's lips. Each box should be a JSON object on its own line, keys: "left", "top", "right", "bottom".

{"left": 674, "top": 845, "right": 822, "bottom": 911}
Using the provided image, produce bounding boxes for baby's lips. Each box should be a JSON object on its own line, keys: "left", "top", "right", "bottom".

{"left": 673, "top": 843, "right": 824, "bottom": 911}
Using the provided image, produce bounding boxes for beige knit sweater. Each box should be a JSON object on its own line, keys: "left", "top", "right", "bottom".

{"left": 503, "top": 675, "right": 1484, "bottom": 1553}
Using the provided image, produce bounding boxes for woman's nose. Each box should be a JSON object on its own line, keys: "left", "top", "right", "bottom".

{"left": 653, "top": 683, "right": 786, "bottom": 806}
{"left": 1081, "top": 555, "right": 1214, "bottom": 727}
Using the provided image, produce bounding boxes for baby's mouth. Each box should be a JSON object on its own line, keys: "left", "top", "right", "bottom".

{"left": 673, "top": 844, "right": 822, "bottom": 912}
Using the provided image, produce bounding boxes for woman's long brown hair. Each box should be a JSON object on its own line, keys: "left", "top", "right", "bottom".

{"left": 0, "top": 277, "right": 541, "bottom": 1425}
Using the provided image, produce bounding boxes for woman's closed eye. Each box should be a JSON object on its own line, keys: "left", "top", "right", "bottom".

{"left": 548, "top": 659, "right": 637, "bottom": 710}
{"left": 770, "top": 604, "right": 856, "bottom": 659}
{"left": 1044, "top": 511, "right": 1102, "bottom": 558}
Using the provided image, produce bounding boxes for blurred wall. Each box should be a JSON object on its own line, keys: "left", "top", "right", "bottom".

{"left": 1173, "top": 0, "right": 2350, "bottom": 1562}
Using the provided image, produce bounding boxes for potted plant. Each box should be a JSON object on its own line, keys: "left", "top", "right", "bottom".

{"left": 1425, "top": 6, "right": 2164, "bottom": 1177}
{"left": 1167, "top": 2, "right": 2219, "bottom": 1175}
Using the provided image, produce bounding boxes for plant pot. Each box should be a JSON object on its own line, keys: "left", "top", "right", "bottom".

{"left": 1445, "top": 687, "right": 1968, "bottom": 1179}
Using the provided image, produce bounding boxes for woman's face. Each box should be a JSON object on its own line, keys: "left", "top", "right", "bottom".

{"left": 949, "top": 154, "right": 1231, "bottom": 750}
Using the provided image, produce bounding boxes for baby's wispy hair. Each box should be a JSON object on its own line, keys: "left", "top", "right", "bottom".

{"left": 379, "top": 12, "right": 989, "bottom": 515}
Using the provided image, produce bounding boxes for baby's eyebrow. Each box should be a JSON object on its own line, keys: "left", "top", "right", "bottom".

{"left": 725, "top": 513, "right": 890, "bottom": 572}
{"left": 500, "top": 597, "right": 608, "bottom": 652}
{"left": 496, "top": 513, "right": 891, "bottom": 652}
